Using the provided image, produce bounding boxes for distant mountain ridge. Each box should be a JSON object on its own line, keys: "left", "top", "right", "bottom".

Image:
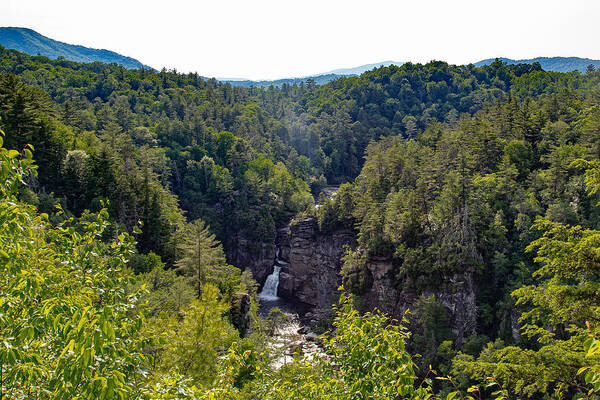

{"left": 221, "top": 73, "right": 345, "bottom": 87}
{"left": 323, "top": 61, "right": 404, "bottom": 75}
{"left": 223, "top": 57, "right": 600, "bottom": 87}
{"left": 0, "top": 27, "right": 152, "bottom": 70}
{"left": 4, "top": 27, "right": 600, "bottom": 83}
{"left": 228, "top": 58, "right": 600, "bottom": 87}
{"left": 474, "top": 57, "right": 600, "bottom": 73}
{"left": 222, "top": 61, "right": 405, "bottom": 87}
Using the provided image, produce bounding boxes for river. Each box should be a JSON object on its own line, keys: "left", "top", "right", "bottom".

{"left": 258, "top": 247, "right": 324, "bottom": 367}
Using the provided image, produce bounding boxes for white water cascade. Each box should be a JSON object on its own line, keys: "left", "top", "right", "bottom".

{"left": 259, "top": 249, "right": 287, "bottom": 301}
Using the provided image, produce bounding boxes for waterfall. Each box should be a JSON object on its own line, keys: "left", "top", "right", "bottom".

{"left": 259, "top": 249, "right": 286, "bottom": 301}
{"left": 259, "top": 265, "right": 281, "bottom": 301}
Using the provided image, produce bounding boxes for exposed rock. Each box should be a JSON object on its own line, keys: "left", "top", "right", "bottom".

{"left": 229, "top": 216, "right": 478, "bottom": 342}
{"left": 423, "top": 272, "right": 477, "bottom": 343}
{"left": 276, "top": 226, "right": 291, "bottom": 263}
{"left": 268, "top": 312, "right": 327, "bottom": 368}
{"left": 361, "top": 257, "right": 477, "bottom": 343}
{"left": 305, "top": 332, "right": 319, "bottom": 342}
{"left": 278, "top": 218, "right": 355, "bottom": 309}
{"left": 511, "top": 309, "right": 522, "bottom": 344}
{"left": 226, "top": 234, "right": 276, "bottom": 287}
{"left": 297, "top": 326, "right": 310, "bottom": 335}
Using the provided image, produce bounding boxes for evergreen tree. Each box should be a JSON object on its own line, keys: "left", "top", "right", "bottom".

{"left": 175, "top": 219, "right": 227, "bottom": 297}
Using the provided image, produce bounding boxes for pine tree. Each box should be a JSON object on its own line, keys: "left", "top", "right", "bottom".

{"left": 175, "top": 219, "right": 226, "bottom": 297}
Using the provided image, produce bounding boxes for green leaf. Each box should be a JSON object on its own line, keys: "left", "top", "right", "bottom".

{"left": 585, "top": 369, "right": 596, "bottom": 384}
{"left": 60, "top": 339, "right": 75, "bottom": 358}
{"left": 447, "top": 391, "right": 459, "bottom": 400}
{"left": 7, "top": 348, "right": 16, "bottom": 364}
{"left": 578, "top": 366, "right": 590, "bottom": 375}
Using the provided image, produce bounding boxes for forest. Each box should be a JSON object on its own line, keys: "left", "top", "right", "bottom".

{"left": 2, "top": 44, "right": 600, "bottom": 399}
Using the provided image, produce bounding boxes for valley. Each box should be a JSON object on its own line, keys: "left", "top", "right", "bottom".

{"left": 1, "top": 33, "right": 600, "bottom": 399}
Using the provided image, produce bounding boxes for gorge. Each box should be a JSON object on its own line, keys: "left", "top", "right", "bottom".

{"left": 250, "top": 216, "right": 479, "bottom": 343}
{"left": 3, "top": 41, "right": 600, "bottom": 398}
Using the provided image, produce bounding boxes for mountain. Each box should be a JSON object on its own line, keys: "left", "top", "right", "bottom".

{"left": 322, "top": 60, "right": 404, "bottom": 75}
{"left": 221, "top": 61, "right": 404, "bottom": 87}
{"left": 0, "top": 27, "right": 397, "bottom": 86}
{"left": 221, "top": 73, "right": 344, "bottom": 87}
{"left": 0, "top": 27, "right": 152, "bottom": 70}
{"left": 474, "top": 56, "right": 600, "bottom": 73}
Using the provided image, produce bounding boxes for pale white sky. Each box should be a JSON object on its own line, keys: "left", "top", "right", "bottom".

{"left": 3, "top": 0, "right": 600, "bottom": 80}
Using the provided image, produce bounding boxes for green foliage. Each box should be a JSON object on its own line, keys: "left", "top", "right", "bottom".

{"left": 412, "top": 296, "right": 455, "bottom": 373}
{"left": 129, "top": 250, "right": 165, "bottom": 274}
{"left": 578, "top": 335, "right": 600, "bottom": 398}
{"left": 517, "top": 218, "right": 600, "bottom": 340}
{"left": 452, "top": 340, "right": 584, "bottom": 398}
{"left": 248, "top": 290, "right": 432, "bottom": 400}
{"left": 323, "top": 292, "right": 428, "bottom": 399}
{"left": 316, "top": 182, "right": 356, "bottom": 232}
{"left": 7, "top": 44, "right": 600, "bottom": 398}
{"left": 158, "top": 284, "right": 239, "bottom": 388}
{"left": 503, "top": 139, "right": 532, "bottom": 179}
{"left": 452, "top": 159, "right": 600, "bottom": 398}
{"left": 175, "top": 219, "right": 228, "bottom": 297}
{"left": 4, "top": 46, "right": 599, "bottom": 277}
{"left": 0, "top": 132, "right": 152, "bottom": 399}
{"left": 137, "top": 289, "right": 436, "bottom": 399}
{"left": 136, "top": 264, "right": 195, "bottom": 317}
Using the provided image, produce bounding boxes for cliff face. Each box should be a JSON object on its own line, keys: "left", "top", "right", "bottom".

{"left": 226, "top": 233, "right": 276, "bottom": 287}
{"left": 361, "top": 258, "right": 477, "bottom": 342}
{"left": 274, "top": 219, "right": 477, "bottom": 341}
{"left": 278, "top": 218, "right": 355, "bottom": 309}
{"left": 228, "top": 217, "right": 478, "bottom": 342}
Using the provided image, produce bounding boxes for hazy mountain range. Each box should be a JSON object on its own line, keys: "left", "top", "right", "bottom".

{"left": 1, "top": 27, "right": 599, "bottom": 86}
{"left": 218, "top": 73, "right": 350, "bottom": 87}
{"left": 0, "top": 27, "right": 152, "bottom": 70}
{"left": 474, "top": 57, "right": 600, "bottom": 73}
{"left": 219, "top": 61, "right": 405, "bottom": 87}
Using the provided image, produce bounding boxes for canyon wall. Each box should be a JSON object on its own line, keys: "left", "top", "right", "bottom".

{"left": 278, "top": 218, "right": 355, "bottom": 310}
{"left": 227, "top": 233, "right": 276, "bottom": 287}
{"left": 228, "top": 217, "right": 478, "bottom": 341}
{"left": 275, "top": 218, "right": 477, "bottom": 341}
{"left": 360, "top": 257, "right": 477, "bottom": 342}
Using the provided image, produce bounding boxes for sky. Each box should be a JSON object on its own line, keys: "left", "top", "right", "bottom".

{"left": 3, "top": 0, "right": 600, "bottom": 80}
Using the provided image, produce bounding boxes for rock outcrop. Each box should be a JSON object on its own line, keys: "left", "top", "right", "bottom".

{"left": 361, "top": 258, "right": 477, "bottom": 343}
{"left": 226, "top": 234, "right": 276, "bottom": 287}
{"left": 278, "top": 224, "right": 477, "bottom": 341}
{"left": 278, "top": 218, "right": 355, "bottom": 309}
{"left": 228, "top": 217, "right": 477, "bottom": 342}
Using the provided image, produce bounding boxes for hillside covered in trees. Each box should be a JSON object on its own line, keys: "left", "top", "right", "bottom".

{"left": 0, "top": 27, "right": 152, "bottom": 69}
{"left": 3, "top": 44, "right": 600, "bottom": 398}
{"left": 474, "top": 56, "right": 600, "bottom": 73}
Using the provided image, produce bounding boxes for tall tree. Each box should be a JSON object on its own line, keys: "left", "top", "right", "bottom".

{"left": 175, "top": 219, "right": 227, "bottom": 297}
